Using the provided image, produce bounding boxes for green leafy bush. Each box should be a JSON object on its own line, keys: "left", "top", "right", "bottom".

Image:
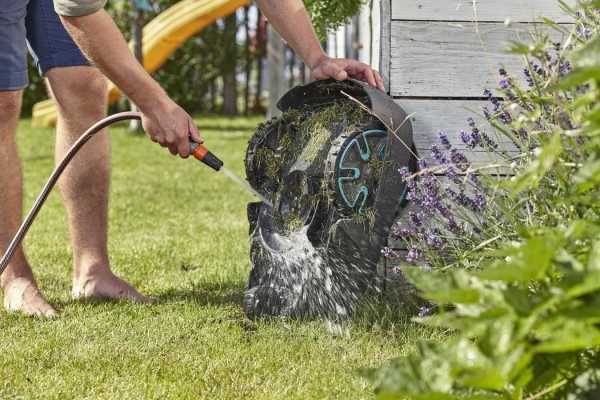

{"left": 374, "top": 2, "right": 600, "bottom": 399}
{"left": 304, "top": 0, "right": 366, "bottom": 39}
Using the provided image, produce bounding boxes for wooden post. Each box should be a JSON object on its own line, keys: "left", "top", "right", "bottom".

{"left": 222, "top": 13, "right": 238, "bottom": 116}
{"left": 267, "top": 23, "right": 286, "bottom": 119}
{"left": 253, "top": 10, "right": 266, "bottom": 113}
{"left": 244, "top": 5, "right": 251, "bottom": 115}
{"left": 129, "top": 8, "right": 145, "bottom": 132}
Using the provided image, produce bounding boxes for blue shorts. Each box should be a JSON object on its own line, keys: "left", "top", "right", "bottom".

{"left": 0, "top": 0, "right": 89, "bottom": 91}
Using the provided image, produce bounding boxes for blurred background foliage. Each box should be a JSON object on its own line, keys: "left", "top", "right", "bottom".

{"left": 20, "top": 0, "right": 365, "bottom": 116}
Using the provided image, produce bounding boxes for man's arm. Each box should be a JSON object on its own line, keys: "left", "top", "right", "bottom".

{"left": 55, "top": 0, "right": 383, "bottom": 157}
{"left": 60, "top": 10, "right": 202, "bottom": 158}
{"left": 255, "top": 0, "right": 384, "bottom": 90}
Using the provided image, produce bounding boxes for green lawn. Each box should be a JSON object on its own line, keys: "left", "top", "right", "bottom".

{"left": 0, "top": 116, "right": 433, "bottom": 399}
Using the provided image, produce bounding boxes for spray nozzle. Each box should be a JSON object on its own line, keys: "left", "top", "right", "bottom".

{"left": 190, "top": 141, "right": 224, "bottom": 171}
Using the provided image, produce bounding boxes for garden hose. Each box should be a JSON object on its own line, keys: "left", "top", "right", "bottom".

{"left": 0, "top": 111, "right": 223, "bottom": 276}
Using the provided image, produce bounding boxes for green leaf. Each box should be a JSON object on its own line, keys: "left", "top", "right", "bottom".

{"left": 589, "top": 240, "right": 600, "bottom": 272}
{"left": 404, "top": 268, "right": 482, "bottom": 304}
{"left": 534, "top": 319, "right": 600, "bottom": 353}
{"left": 556, "top": 293, "right": 600, "bottom": 324}
{"left": 572, "top": 35, "right": 600, "bottom": 70}
{"left": 564, "top": 271, "right": 600, "bottom": 299}
{"left": 556, "top": 67, "right": 600, "bottom": 89}
{"left": 476, "top": 237, "right": 556, "bottom": 282}
{"left": 510, "top": 133, "right": 563, "bottom": 193}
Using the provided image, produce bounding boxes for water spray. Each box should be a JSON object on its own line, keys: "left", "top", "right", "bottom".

{"left": 0, "top": 111, "right": 268, "bottom": 275}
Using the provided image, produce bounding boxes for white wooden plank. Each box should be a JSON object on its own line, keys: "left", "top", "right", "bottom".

{"left": 380, "top": 0, "right": 391, "bottom": 91}
{"left": 390, "top": 21, "right": 565, "bottom": 98}
{"left": 391, "top": 0, "right": 574, "bottom": 23}
{"left": 398, "top": 99, "right": 519, "bottom": 164}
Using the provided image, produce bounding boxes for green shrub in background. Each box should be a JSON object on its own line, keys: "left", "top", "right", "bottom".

{"left": 304, "top": 0, "right": 366, "bottom": 39}
{"left": 373, "top": 2, "right": 600, "bottom": 399}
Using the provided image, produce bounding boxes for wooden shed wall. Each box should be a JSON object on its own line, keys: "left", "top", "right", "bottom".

{"left": 383, "top": 0, "right": 574, "bottom": 161}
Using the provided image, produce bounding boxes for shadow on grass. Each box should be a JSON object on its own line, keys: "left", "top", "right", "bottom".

{"left": 156, "top": 280, "right": 246, "bottom": 307}
{"left": 46, "top": 280, "right": 246, "bottom": 311}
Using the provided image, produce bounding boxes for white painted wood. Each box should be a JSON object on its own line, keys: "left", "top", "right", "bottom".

{"left": 391, "top": 0, "right": 574, "bottom": 23}
{"left": 327, "top": 31, "right": 337, "bottom": 58}
{"left": 371, "top": 0, "right": 382, "bottom": 72}
{"left": 397, "top": 99, "right": 519, "bottom": 164}
{"left": 380, "top": 0, "right": 391, "bottom": 91}
{"left": 336, "top": 26, "right": 346, "bottom": 58}
{"left": 390, "top": 21, "right": 564, "bottom": 97}
{"left": 358, "top": 3, "right": 372, "bottom": 65}
{"left": 267, "top": 25, "right": 286, "bottom": 119}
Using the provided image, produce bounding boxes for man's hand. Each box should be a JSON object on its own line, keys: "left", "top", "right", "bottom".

{"left": 311, "top": 56, "right": 385, "bottom": 91}
{"left": 255, "top": 0, "right": 386, "bottom": 91}
{"left": 140, "top": 98, "right": 203, "bottom": 158}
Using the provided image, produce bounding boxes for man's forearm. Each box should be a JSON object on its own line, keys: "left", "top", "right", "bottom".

{"left": 255, "top": 0, "right": 326, "bottom": 68}
{"left": 60, "top": 10, "right": 168, "bottom": 113}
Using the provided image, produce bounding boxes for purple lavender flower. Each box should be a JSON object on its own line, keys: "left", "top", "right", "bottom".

{"left": 450, "top": 148, "right": 470, "bottom": 171}
{"left": 390, "top": 265, "right": 402, "bottom": 275}
{"left": 481, "top": 131, "right": 499, "bottom": 149}
{"left": 459, "top": 128, "right": 482, "bottom": 149}
{"left": 437, "top": 131, "right": 452, "bottom": 150}
{"left": 406, "top": 190, "right": 418, "bottom": 202}
{"left": 392, "top": 224, "right": 412, "bottom": 239}
{"left": 425, "top": 230, "right": 445, "bottom": 249}
{"left": 467, "top": 171, "right": 481, "bottom": 187}
{"left": 559, "top": 60, "right": 572, "bottom": 77}
{"left": 518, "top": 128, "right": 528, "bottom": 140}
{"left": 445, "top": 166, "right": 462, "bottom": 185}
{"left": 418, "top": 305, "right": 432, "bottom": 318}
{"left": 446, "top": 218, "right": 463, "bottom": 235}
{"left": 499, "top": 68, "right": 507, "bottom": 77}
{"left": 467, "top": 117, "right": 476, "bottom": 128}
{"left": 435, "top": 202, "right": 452, "bottom": 220}
{"left": 472, "top": 194, "right": 487, "bottom": 212}
{"left": 381, "top": 247, "right": 395, "bottom": 258}
{"left": 430, "top": 144, "right": 447, "bottom": 164}
{"left": 459, "top": 130, "right": 471, "bottom": 147}
{"left": 499, "top": 111, "right": 513, "bottom": 125}
{"left": 399, "top": 166, "right": 411, "bottom": 180}
{"left": 499, "top": 79, "right": 511, "bottom": 89}
{"left": 399, "top": 167, "right": 417, "bottom": 191}
{"left": 483, "top": 106, "right": 492, "bottom": 120}
{"left": 409, "top": 212, "right": 423, "bottom": 227}
{"left": 523, "top": 68, "right": 534, "bottom": 87}
{"left": 484, "top": 89, "right": 502, "bottom": 112}
{"left": 406, "top": 246, "right": 421, "bottom": 263}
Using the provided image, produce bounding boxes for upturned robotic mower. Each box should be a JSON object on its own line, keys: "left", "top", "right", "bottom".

{"left": 243, "top": 79, "right": 417, "bottom": 319}
{"left": 0, "top": 80, "right": 416, "bottom": 321}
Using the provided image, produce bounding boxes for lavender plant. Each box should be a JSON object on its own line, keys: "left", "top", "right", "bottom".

{"left": 387, "top": 3, "right": 599, "bottom": 272}
{"left": 370, "top": 2, "right": 600, "bottom": 399}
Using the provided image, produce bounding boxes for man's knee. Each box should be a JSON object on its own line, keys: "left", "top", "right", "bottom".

{"left": 0, "top": 91, "right": 23, "bottom": 121}
{"left": 47, "top": 67, "right": 107, "bottom": 117}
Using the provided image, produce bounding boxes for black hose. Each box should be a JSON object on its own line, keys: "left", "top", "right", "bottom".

{"left": 0, "top": 112, "right": 142, "bottom": 275}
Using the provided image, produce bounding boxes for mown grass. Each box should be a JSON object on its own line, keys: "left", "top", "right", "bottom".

{"left": 0, "top": 116, "right": 436, "bottom": 399}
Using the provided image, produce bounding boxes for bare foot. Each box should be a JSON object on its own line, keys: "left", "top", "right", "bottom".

{"left": 72, "top": 269, "right": 155, "bottom": 304}
{"left": 3, "top": 278, "right": 58, "bottom": 318}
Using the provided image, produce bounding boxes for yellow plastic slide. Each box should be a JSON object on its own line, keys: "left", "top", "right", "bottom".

{"left": 32, "top": 0, "right": 250, "bottom": 127}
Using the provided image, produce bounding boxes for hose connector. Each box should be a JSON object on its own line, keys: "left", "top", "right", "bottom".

{"left": 190, "top": 141, "right": 224, "bottom": 171}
